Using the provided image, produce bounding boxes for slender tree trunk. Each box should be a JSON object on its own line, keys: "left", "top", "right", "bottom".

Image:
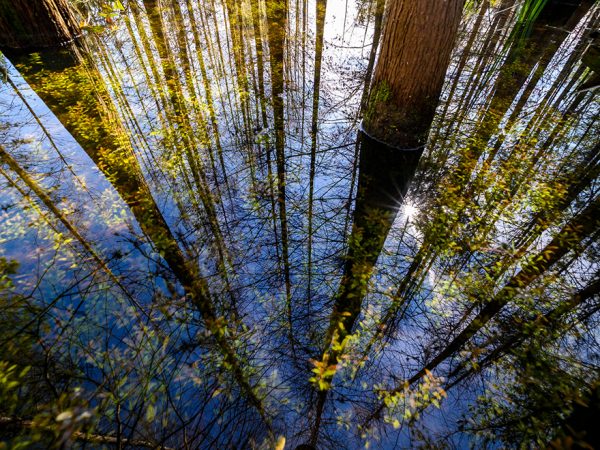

{"left": 306, "top": 0, "right": 327, "bottom": 308}
{"left": 364, "top": 195, "right": 600, "bottom": 426}
{"left": 265, "top": 0, "right": 294, "bottom": 343}
{"left": 250, "top": 0, "right": 269, "bottom": 126}
{"left": 359, "top": 0, "right": 386, "bottom": 110}
{"left": 428, "top": 0, "right": 489, "bottom": 146}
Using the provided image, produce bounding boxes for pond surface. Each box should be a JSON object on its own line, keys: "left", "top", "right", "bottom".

{"left": 0, "top": 0, "right": 599, "bottom": 448}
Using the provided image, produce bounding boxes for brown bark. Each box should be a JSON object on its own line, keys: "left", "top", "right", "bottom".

{"left": 0, "top": 0, "right": 80, "bottom": 50}
{"left": 326, "top": 0, "right": 466, "bottom": 361}
{"left": 364, "top": 0, "right": 465, "bottom": 147}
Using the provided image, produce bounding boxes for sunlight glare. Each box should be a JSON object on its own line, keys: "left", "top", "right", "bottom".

{"left": 403, "top": 201, "right": 418, "bottom": 220}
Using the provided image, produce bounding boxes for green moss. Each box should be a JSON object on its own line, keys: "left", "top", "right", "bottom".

{"left": 365, "top": 80, "right": 391, "bottom": 123}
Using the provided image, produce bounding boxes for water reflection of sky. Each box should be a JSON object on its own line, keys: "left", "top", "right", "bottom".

{"left": 0, "top": 0, "right": 599, "bottom": 448}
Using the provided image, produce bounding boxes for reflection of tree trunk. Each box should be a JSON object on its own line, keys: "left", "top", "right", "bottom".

{"left": 359, "top": 0, "right": 385, "bottom": 110}
{"left": 265, "top": 0, "right": 293, "bottom": 337}
{"left": 185, "top": 0, "right": 229, "bottom": 179}
{"left": 169, "top": 0, "right": 238, "bottom": 307}
{"left": 225, "top": 0, "right": 252, "bottom": 135}
{"left": 140, "top": 0, "right": 239, "bottom": 315}
{"left": 366, "top": 195, "right": 600, "bottom": 425}
{"left": 250, "top": 0, "right": 268, "bottom": 126}
{"left": 170, "top": 0, "right": 229, "bottom": 203}
{"left": 446, "top": 275, "right": 600, "bottom": 391}
{"left": 0, "top": 0, "right": 80, "bottom": 50}
{"left": 328, "top": 139, "right": 422, "bottom": 345}
{"left": 13, "top": 46, "right": 271, "bottom": 432}
{"left": 473, "top": 5, "right": 591, "bottom": 176}
{"left": 310, "top": 138, "right": 422, "bottom": 444}
{"left": 307, "top": 0, "right": 327, "bottom": 307}
{"left": 310, "top": 0, "right": 465, "bottom": 441}
{"left": 14, "top": 47, "right": 207, "bottom": 308}
{"left": 140, "top": 0, "right": 212, "bottom": 215}
{"left": 428, "top": 0, "right": 489, "bottom": 146}
{"left": 430, "top": 0, "right": 516, "bottom": 166}
{"left": 248, "top": 0, "right": 282, "bottom": 268}
{"left": 455, "top": 0, "right": 593, "bottom": 186}
{"left": 301, "top": 0, "right": 308, "bottom": 137}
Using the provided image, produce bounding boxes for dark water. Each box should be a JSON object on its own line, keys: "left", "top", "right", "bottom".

{"left": 0, "top": 0, "right": 599, "bottom": 448}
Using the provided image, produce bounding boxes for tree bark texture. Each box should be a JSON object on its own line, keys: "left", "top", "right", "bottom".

{"left": 0, "top": 0, "right": 80, "bottom": 50}
{"left": 364, "top": 0, "right": 465, "bottom": 148}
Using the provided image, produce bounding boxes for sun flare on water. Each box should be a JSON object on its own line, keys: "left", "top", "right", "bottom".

{"left": 403, "top": 201, "right": 418, "bottom": 220}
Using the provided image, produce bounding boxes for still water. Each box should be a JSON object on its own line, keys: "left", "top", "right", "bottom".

{"left": 0, "top": 0, "right": 598, "bottom": 448}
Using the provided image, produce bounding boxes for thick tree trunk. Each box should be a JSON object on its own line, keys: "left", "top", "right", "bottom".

{"left": 309, "top": 0, "right": 465, "bottom": 442}
{"left": 0, "top": 0, "right": 80, "bottom": 50}
{"left": 325, "top": 0, "right": 466, "bottom": 357}
{"left": 363, "top": 0, "right": 464, "bottom": 148}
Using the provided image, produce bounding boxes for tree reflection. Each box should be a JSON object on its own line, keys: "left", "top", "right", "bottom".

{"left": 0, "top": 0, "right": 599, "bottom": 447}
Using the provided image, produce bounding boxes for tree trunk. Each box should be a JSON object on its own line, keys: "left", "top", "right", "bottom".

{"left": 306, "top": 0, "right": 327, "bottom": 307}
{"left": 0, "top": 0, "right": 80, "bottom": 51}
{"left": 321, "top": 0, "right": 465, "bottom": 370}
{"left": 359, "top": 0, "right": 386, "bottom": 110}
{"left": 324, "top": 0, "right": 466, "bottom": 357}
{"left": 309, "top": 0, "right": 465, "bottom": 442}
{"left": 265, "top": 0, "right": 294, "bottom": 345}
{"left": 363, "top": 0, "right": 465, "bottom": 148}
